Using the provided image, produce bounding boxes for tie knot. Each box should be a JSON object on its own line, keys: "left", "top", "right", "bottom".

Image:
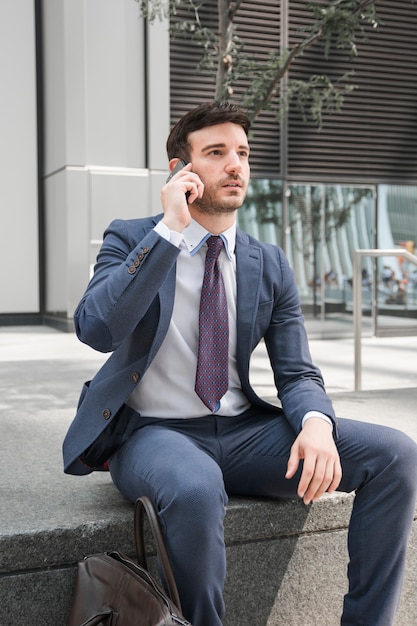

{"left": 206, "top": 236, "right": 224, "bottom": 260}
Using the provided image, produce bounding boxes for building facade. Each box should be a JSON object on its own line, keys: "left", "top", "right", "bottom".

{"left": 1, "top": 0, "right": 416, "bottom": 333}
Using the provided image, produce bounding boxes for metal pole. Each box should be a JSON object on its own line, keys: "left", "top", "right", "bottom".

{"left": 320, "top": 185, "right": 326, "bottom": 322}
{"left": 353, "top": 251, "right": 362, "bottom": 390}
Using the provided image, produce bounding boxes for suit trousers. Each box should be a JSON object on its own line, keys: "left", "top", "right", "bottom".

{"left": 109, "top": 407, "right": 417, "bottom": 626}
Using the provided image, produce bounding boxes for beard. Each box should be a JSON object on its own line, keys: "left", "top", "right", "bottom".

{"left": 193, "top": 175, "right": 247, "bottom": 215}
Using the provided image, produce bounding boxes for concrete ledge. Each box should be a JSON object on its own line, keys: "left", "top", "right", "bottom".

{"left": 1, "top": 492, "right": 416, "bottom": 626}
{"left": 0, "top": 492, "right": 356, "bottom": 626}
{"left": 1, "top": 383, "right": 417, "bottom": 624}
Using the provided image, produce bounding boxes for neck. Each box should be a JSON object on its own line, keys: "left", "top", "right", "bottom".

{"left": 189, "top": 208, "right": 237, "bottom": 235}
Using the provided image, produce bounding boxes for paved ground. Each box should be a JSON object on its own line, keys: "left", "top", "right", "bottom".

{"left": 1, "top": 318, "right": 416, "bottom": 395}
{"left": 252, "top": 323, "right": 417, "bottom": 396}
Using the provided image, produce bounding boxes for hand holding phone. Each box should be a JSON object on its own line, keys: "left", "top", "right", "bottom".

{"left": 161, "top": 159, "right": 194, "bottom": 232}
{"left": 161, "top": 159, "right": 203, "bottom": 231}
{"left": 166, "top": 159, "right": 190, "bottom": 201}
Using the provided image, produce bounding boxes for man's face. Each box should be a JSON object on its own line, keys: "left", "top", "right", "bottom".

{"left": 187, "top": 122, "right": 250, "bottom": 216}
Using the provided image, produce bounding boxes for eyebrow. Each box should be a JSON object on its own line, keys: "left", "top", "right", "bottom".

{"left": 201, "top": 143, "right": 250, "bottom": 153}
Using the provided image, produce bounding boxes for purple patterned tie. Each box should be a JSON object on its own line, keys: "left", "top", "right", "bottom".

{"left": 195, "top": 236, "right": 229, "bottom": 412}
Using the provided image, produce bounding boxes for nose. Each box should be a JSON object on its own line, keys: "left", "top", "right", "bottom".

{"left": 225, "top": 151, "right": 242, "bottom": 174}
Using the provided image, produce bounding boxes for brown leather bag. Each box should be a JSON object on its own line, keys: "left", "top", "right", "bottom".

{"left": 67, "top": 497, "right": 191, "bottom": 625}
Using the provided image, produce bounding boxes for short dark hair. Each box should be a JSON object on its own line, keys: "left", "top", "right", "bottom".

{"left": 166, "top": 101, "right": 251, "bottom": 161}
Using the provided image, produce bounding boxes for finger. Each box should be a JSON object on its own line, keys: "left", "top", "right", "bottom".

{"left": 304, "top": 467, "right": 329, "bottom": 504}
{"left": 327, "top": 459, "right": 342, "bottom": 494}
{"left": 301, "top": 453, "right": 337, "bottom": 503}
{"left": 304, "top": 458, "right": 342, "bottom": 504}
{"left": 173, "top": 162, "right": 193, "bottom": 177}
{"left": 297, "top": 455, "right": 317, "bottom": 502}
{"left": 285, "top": 442, "right": 301, "bottom": 480}
{"left": 187, "top": 179, "right": 204, "bottom": 204}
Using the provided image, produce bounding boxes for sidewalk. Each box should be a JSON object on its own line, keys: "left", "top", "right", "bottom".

{"left": 1, "top": 321, "right": 416, "bottom": 394}
{"left": 251, "top": 322, "right": 417, "bottom": 396}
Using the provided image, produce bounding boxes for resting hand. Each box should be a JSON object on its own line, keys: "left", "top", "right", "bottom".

{"left": 285, "top": 418, "right": 342, "bottom": 505}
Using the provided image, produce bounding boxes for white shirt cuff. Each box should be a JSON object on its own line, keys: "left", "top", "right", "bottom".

{"left": 302, "top": 411, "right": 333, "bottom": 431}
{"left": 154, "top": 221, "right": 184, "bottom": 248}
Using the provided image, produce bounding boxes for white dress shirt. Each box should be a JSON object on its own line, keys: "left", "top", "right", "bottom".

{"left": 126, "top": 218, "right": 251, "bottom": 418}
{"left": 126, "top": 218, "right": 331, "bottom": 429}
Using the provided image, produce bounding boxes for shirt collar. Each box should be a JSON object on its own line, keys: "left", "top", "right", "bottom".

{"left": 183, "top": 218, "right": 236, "bottom": 260}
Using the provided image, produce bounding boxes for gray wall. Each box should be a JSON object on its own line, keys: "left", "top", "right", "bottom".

{"left": 0, "top": 0, "right": 39, "bottom": 315}
{"left": 41, "top": 0, "right": 170, "bottom": 324}
{"left": 0, "top": 0, "right": 170, "bottom": 323}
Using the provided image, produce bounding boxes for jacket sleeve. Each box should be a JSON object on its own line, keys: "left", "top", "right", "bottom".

{"left": 74, "top": 219, "right": 180, "bottom": 353}
{"left": 262, "top": 246, "right": 336, "bottom": 432}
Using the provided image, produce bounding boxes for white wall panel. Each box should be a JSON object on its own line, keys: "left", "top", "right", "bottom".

{"left": 89, "top": 169, "right": 150, "bottom": 240}
{"left": 41, "top": 0, "right": 149, "bottom": 321}
{"left": 0, "top": 0, "right": 39, "bottom": 313}
{"left": 146, "top": 17, "right": 170, "bottom": 171}
{"left": 84, "top": 0, "right": 145, "bottom": 167}
{"left": 44, "top": 173, "right": 67, "bottom": 313}
{"left": 42, "top": 0, "right": 67, "bottom": 174}
{"left": 45, "top": 168, "right": 90, "bottom": 314}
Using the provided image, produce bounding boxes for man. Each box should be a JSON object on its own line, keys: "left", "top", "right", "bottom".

{"left": 63, "top": 101, "right": 417, "bottom": 626}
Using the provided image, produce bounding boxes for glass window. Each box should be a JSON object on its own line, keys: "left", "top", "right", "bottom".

{"left": 287, "top": 185, "right": 375, "bottom": 318}
{"left": 376, "top": 185, "right": 417, "bottom": 334}
{"left": 240, "top": 179, "right": 417, "bottom": 335}
{"left": 239, "top": 179, "right": 283, "bottom": 246}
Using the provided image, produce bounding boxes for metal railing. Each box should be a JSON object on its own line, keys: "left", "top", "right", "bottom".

{"left": 353, "top": 248, "right": 417, "bottom": 390}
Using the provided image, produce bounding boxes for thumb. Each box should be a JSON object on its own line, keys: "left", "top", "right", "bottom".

{"left": 286, "top": 441, "right": 301, "bottom": 479}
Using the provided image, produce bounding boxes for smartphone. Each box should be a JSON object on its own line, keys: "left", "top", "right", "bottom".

{"left": 166, "top": 159, "right": 190, "bottom": 200}
{"left": 166, "top": 159, "right": 187, "bottom": 183}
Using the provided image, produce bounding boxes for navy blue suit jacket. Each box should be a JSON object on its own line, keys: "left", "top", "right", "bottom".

{"left": 63, "top": 214, "right": 335, "bottom": 475}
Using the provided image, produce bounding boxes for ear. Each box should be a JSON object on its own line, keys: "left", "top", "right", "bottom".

{"left": 168, "top": 158, "right": 182, "bottom": 173}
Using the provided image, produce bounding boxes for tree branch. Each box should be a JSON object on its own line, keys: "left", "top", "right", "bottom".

{"left": 247, "top": 0, "right": 379, "bottom": 119}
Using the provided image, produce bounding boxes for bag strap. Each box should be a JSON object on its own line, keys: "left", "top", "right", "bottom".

{"left": 134, "top": 496, "right": 182, "bottom": 610}
{"left": 80, "top": 606, "right": 116, "bottom": 626}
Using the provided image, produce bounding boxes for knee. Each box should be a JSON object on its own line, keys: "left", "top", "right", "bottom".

{"left": 391, "top": 429, "right": 417, "bottom": 464}
{"left": 158, "top": 461, "right": 227, "bottom": 528}
{"left": 385, "top": 429, "right": 417, "bottom": 492}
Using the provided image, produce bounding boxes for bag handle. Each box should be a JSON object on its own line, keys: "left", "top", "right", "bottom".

{"left": 134, "top": 496, "right": 182, "bottom": 611}
{"left": 80, "top": 606, "right": 117, "bottom": 625}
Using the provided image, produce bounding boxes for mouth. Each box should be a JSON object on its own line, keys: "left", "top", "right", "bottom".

{"left": 222, "top": 179, "right": 242, "bottom": 189}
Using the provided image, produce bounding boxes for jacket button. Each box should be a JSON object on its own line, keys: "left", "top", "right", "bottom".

{"left": 102, "top": 409, "right": 111, "bottom": 420}
{"left": 128, "top": 266, "right": 136, "bottom": 274}
{"left": 137, "top": 253, "right": 144, "bottom": 261}
{"left": 131, "top": 372, "right": 139, "bottom": 384}
{"left": 143, "top": 247, "right": 149, "bottom": 254}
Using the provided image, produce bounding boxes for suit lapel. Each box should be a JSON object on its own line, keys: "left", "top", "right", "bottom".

{"left": 235, "top": 229, "right": 263, "bottom": 361}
